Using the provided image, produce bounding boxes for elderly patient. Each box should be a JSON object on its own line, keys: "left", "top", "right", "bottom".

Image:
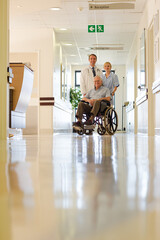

{"left": 73, "top": 76, "right": 111, "bottom": 131}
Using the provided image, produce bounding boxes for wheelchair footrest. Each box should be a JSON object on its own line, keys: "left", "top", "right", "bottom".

{"left": 84, "top": 124, "right": 96, "bottom": 130}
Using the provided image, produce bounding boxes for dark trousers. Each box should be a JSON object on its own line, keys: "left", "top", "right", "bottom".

{"left": 76, "top": 100, "right": 102, "bottom": 120}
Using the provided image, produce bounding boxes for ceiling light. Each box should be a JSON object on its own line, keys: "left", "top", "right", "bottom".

{"left": 50, "top": 7, "right": 61, "bottom": 11}
{"left": 64, "top": 43, "right": 72, "bottom": 46}
{"left": 70, "top": 55, "right": 76, "bottom": 56}
{"left": 77, "top": 7, "right": 83, "bottom": 11}
{"left": 17, "top": 5, "right": 22, "bottom": 8}
{"left": 59, "top": 28, "right": 67, "bottom": 31}
{"left": 79, "top": 47, "right": 91, "bottom": 50}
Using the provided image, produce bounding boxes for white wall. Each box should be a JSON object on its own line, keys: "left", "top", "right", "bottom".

{"left": 125, "top": 36, "right": 137, "bottom": 132}
{"left": 126, "top": 0, "right": 160, "bottom": 135}
{"left": 10, "top": 28, "right": 54, "bottom": 133}
{"left": 10, "top": 29, "right": 72, "bottom": 134}
{"left": 52, "top": 35, "right": 72, "bottom": 132}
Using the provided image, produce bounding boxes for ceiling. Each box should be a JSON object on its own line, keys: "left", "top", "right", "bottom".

{"left": 10, "top": 0, "right": 147, "bottom": 66}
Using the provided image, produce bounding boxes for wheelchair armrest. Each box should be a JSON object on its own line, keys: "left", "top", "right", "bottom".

{"left": 81, "top": 100, "right": 89, "bottom": 104}
{"left": 101, "top": 100, "right": 110, "bottom": 106}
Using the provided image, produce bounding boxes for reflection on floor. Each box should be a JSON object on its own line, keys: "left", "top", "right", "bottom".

{"left": 0, "top": 132, "right": 160, "bottom": 240}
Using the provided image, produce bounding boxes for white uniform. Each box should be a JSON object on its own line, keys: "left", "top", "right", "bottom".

{"left": 80, "top": 66, "right": 102, "bottom": 95}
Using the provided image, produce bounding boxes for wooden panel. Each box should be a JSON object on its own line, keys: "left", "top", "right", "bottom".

{"left": 40, "top": 102, "right": 54, "bottom": 106}
{"left": 40, "top": 97, "right": 54, "bottom": 106}
{"left": 9, "top": 63, "right": 34, "bottom": 128}
{"left": 10, "top": 64, "right": 24, "bottom": 110}
{"left": 10, "top": 63, "right": 34, "bottom": 112}
{"left": 40, "top": 97, "right": 54, "bottom": 101}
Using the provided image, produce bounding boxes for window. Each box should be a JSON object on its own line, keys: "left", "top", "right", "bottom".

{"left": 102, "top": 69, "right": 115, "bottom": 74}
{"left": 139, "top": 29, "right": 146, "bottom": 89}
{"left": 75, "top": 70, "right": 81, "bottom": 87}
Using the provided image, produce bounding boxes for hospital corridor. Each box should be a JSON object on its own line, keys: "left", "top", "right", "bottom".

{"left": 1, "top": 0, "right": 160, "bottom": 239}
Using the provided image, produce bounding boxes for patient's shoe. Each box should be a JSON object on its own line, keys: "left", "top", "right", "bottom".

{"left": 83, "top": 119, "right": 93, "bottom": 125}
{"left": 73, "top": 121, "right": 84, "bottom": 131}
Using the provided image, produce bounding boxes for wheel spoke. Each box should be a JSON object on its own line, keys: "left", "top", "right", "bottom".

{"left": 112, "top": 114, "right": 116, "bottom": 120}
{"left": 110, "top": 123, "right": 113, "bottom": 131}
{"left": 103, "top": 107, "right": 118, "bottom": 135}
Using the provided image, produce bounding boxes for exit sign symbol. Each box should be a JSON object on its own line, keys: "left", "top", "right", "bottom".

{"left": 97, "top": 25, "right": 104, "bottom": 32}
{"left": 88, "top": 25, "right": 95, "bottom": 32}
{"left": 88, "top": 25, "right": 104, "bottom": 33}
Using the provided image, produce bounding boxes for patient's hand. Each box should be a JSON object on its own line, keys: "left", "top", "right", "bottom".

{"left": 89, "top": 99, "right": 96, "bottom": 106}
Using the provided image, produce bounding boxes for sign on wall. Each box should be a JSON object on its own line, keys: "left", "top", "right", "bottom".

{"left": 88, "top": 25, "right": 95, "bottom": 32}
{"left": 88, "top": 25, "right": 104, "bottom": 33}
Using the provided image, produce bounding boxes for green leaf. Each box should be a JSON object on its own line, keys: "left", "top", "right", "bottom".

{"left": 70, "top": 87, "right": 82, "bottom": 109}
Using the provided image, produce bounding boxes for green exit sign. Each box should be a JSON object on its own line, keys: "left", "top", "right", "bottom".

{"left": 88, "top": 25, "right": 95, "bottom": 32}
{"left": 97, "top": 25, "right": 104, "bottom": 32}
{"left": 88, "top": 25, "right": 104, "bottom": 33}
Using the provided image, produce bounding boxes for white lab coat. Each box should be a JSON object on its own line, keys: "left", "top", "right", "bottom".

{"left": 80, "top": 66, "right": 102, "bottom": 95}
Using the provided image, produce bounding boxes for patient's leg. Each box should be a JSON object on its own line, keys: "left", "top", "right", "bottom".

{"left": 90, "top": 100, "right": 101, "bottom": 117}
{"left": 76, "top": 102, "right": 92, "bottom": 121}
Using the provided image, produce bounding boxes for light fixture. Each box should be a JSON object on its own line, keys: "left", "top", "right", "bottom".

{"left": 59, "top": 28, "right": 67, "bottom": 31}
{"left": 50, "top": 7, "right": 61, "bottom": 11}
{"left": 64, "top": 43, "right": 72, "bottom": 46}
{"left": 70, "top": 54, "right": 76, "bottom": 56}
{"left": 77, "top": 7, "right": 83, "bottom": 11}
{"left": 17, "top": 5, "right": 22, "bottom": 8}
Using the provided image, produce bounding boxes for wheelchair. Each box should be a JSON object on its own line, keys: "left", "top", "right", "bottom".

{"left": 77, "top": 100, "right": 118, "bottom": 136}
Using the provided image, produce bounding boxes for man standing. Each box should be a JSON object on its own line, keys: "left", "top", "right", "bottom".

{"left": 80, "top": 54, "right": 102, "bottom": 96}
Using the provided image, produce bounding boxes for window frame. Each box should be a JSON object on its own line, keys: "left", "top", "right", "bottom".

{"left": 75, "top": 70, "right": 81, "bottom": 87}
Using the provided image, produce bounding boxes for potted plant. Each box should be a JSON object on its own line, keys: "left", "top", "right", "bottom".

{"left": 70, "top": 87, "right": 82, "bottom": 109}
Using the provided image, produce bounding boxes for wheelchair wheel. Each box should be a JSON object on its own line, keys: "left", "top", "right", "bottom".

{"left": 104, "top": 107, "right": 118, "bottom": 135}
{"left": 78, "top": 129, "right": 85, "bottom": 135}
{"left": 97, "top": 125, "right": 106, "bottom": 135}
{"left": 85, "top": 129, "right": 93, "bottom": 135}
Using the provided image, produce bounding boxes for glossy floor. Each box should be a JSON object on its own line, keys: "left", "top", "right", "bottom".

{"left": 0, "top": 132, "right": 160, "bottom": 240}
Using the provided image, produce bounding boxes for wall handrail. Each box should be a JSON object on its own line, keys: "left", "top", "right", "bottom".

{"left": 152, "top": 78, "right": 160, "bottom": 94}
{"left": 136, "top": 88, "right": 148, "bottom": 106}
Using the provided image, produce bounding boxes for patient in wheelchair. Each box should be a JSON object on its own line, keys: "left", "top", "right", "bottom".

{"left": 73, "top": 76, "right": 111, "bottom": 132}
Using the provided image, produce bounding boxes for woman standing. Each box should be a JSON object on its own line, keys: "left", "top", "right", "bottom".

{"left": 102, "top": 62, "right": 119, "bottom": 103}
